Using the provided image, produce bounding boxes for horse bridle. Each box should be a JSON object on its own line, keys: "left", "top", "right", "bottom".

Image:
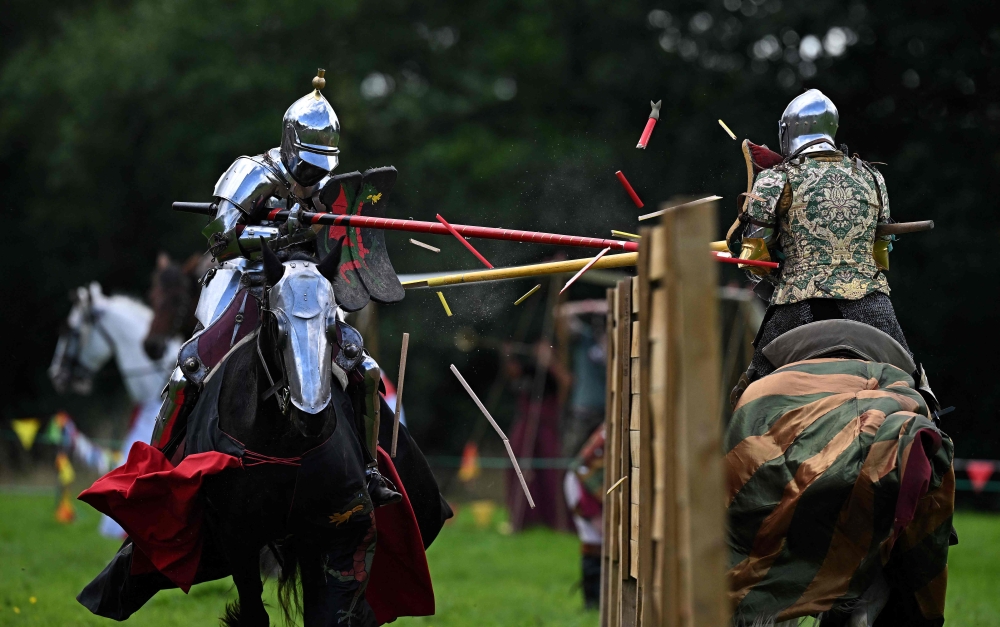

{"left": 58, "top": 297, "right": 171, "bottom": 384}
{"left": 257, "top": 301, "right": 292, "bottom": 415}
{"left": 57, "top": 297, "right": 115, "bottom": 385}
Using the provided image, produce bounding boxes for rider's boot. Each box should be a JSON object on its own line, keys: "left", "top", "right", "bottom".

{"left": 366, "top": 462, "right": 402, "bottom": 506}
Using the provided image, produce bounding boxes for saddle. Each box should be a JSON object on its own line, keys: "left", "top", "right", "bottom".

{"left": 177, "top": 288, "right": 261, "bottom": 387}
{"left": 761, "top": 319, "right": 915, "bottom": 374}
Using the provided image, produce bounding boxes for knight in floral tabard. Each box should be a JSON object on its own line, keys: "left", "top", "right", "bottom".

{"left": 152, "top": 70, "right": 401, "bottom": 506}
{"left": 728, "top": 89, "right": 937, "bottom": 410}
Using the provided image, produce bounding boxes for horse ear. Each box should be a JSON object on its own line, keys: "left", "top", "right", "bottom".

{"left": 156, "top": 252, "right": 172, "bottom": 270}
{"left": 261, "top": 238, "right": 284, "bottom": 286}
{"left": 317, "top": 237, "right": 343, "bottom": 284}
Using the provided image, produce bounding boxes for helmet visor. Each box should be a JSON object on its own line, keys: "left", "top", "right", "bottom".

{"left": 299, "top": 148, "right": 339, "bottom": 173}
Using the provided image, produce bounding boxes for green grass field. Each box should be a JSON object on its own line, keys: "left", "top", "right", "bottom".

{"left": 0, "top": 492, "right": 997, "bottom": 625}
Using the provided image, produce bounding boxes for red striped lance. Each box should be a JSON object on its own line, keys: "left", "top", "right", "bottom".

{"left": 228, "top": 205, "right": 779, "bottom": 269}
{"left": 266, "top": 208, "right": 640, "bottom": 252}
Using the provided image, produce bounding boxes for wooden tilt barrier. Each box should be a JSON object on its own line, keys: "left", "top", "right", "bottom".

{"left": 601, "top": 198, "right": 728, "bottom": 626}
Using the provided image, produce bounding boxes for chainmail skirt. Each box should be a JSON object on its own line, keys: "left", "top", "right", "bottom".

{"left": 748, "top": 291, "right": 910, "bottom": 381}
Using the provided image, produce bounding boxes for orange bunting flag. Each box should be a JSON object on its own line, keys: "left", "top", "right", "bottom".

{"left": 458, "top": 441, "right": 481, "bottom": 482}
{"left": 55, "top": 489, "right": 76, "bottom": 524}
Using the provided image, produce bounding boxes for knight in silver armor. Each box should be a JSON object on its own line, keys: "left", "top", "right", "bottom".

{"left": 153, "top": 69, "right": 400, "bottom": 507}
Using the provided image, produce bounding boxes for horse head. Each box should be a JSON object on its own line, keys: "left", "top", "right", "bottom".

{"left": 49, "top": 283, "right": 114, "bottom": 395}
{"left": 261, "top": 238, "right": 344, "bottom": 437}
{"left": 144, "top": 252, "right": 201, "bottom": 360}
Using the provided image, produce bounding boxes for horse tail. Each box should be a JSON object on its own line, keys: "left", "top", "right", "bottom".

{"left": 275, "top": 543, "right": 303, "bottom": 626}
{"left": 219, "top": 600, "right": 244, "bottom": 627}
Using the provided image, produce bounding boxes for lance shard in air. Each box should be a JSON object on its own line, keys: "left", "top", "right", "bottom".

{"left": 636, "top": 100, "right": 661, "bottom": 149}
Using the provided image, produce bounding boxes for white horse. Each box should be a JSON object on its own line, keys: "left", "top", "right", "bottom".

{"left": 49, "top": 282, "right": 179, "bottom": 537}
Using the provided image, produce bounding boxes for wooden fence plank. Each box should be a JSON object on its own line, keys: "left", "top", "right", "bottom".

{"left": 618, "top": 278, "right": 632, "bottom": 583}
{"left": 600, "top": 287, "right": 614, "bottom": 627}
{"left": 606, "top": 285, "right": 622, "bottom": 627}
{"left": 601, "top": 206, "right": 727, "bottom": 627}
{"left": 673, "top": 201, "right": 726, "bottom": 627}
{"left": 636, "top": 226, "right": 656, "bottom": 627}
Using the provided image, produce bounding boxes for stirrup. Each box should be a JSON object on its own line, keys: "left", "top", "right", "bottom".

{"left": 366, "top": 466, "right": 402, "bottom": 507}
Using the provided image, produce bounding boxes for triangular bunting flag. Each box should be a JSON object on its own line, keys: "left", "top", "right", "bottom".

{"left": 458, "top": 441, "right": 480, "bottom": 482}
{"left": 43, "top": 411, "right": 70, "bottom": 445}
{"left": 966, "top": 460, "right": 996, "bottom": 494}
{"left": 55, "top": 489, "right": 76, "bottom": 524}
{"left": 11, "top": 418, "right": 40, "bottom": 450}
{"left": 55, "top": 452, "right": 76, "bottom": 487}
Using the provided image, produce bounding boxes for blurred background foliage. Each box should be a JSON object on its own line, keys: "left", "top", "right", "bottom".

{"left": 1, "top": 0, "right": 996, "bottom": 457}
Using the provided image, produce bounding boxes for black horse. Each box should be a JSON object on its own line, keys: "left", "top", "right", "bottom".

{"left": 79, "top": 242, "right": 449, "bottom": 626}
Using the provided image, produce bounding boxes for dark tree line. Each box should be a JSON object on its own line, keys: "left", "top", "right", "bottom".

{"left": 1, "top": 0, "right": 996, "bottom": 457}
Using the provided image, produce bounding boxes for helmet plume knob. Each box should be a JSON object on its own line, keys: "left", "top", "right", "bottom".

{"left": 312, "top": 69, "right": 326, "bottom": 92}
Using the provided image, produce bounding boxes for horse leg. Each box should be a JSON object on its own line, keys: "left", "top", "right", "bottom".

{"left": 221, "top": 547, "right": 269, "bottom": 627}
{"left": 298, "top": 513, "right": 377, "bottom": 627}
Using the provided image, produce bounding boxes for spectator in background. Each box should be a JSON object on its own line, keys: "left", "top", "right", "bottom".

{"left": 564, "top": 424, "right": 605, "bottom": 609}
{"left": 504, "top": 340, "right": 574, "bottom": 532}
{"left": 561, "top": 309, "right": 607, "bottom": 458}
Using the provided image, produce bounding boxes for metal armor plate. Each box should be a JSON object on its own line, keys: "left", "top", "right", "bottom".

{"left": 268, "top": 260, "right": 338, "bottom": 414}
{"left": 213, "top": 155, "right": 286, "bottom": 219}
{"left": 332, "top": 321, "right": 364, "bottom": 372}
{"left": 195, "top": 259, "right": 257, "bottom": 328}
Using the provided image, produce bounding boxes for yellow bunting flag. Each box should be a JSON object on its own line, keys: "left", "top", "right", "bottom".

{"left": 11, "top": 418, "right": 40, "bottom": 451}
{"left": 55, "top": 452, "right": 76, "bottom": 486}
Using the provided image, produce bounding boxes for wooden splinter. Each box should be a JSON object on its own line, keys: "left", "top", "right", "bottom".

{"left": 449, "top": 364, "right": 535, "bottom": 509}
{"left": 514, "top": 284, "right": 542, "bottom": 306}
{"left": 437, "top": 291, "right": 453, "bottom": 316}
{"left": 560, "top": 247, "right": 611, "bottom": 294}
{"left": 718, "top": 119, "right": 738, "bottom": 140}
{"left": 606, "top": 475, "right": 628, "bottom": 495}
{"left": 390, "top": 333, "right": 410, "bottom": 458}
{"left": 409, "top": 238, "right": 441, "bottom": 253}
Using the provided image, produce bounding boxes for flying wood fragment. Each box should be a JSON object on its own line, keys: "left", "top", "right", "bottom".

{"left": 615, "top": 171, "right": 644, "bottom": 208}
{"left": 611, "top": 230, "right": 641, "bottom": 240}
{"left": 436, "top": 291, "right": 453, "bottom": 316}
{"left": 606, "top": 475, "right": 628, "bottom": 494}
{"left": 436, "top": 213, "right": 494, "bottom": 268}
{"left": 560, "top": 247, "right": 611, "bottom": 294}
{"left": 718, "top": 119, "right": 737, "bottom": 140}
{"left": 409, "top": 238, "right": 440, "bottom": 253}
{"left": 514, "top": 284, "right": 542, "bottom": 306}
{"left": 636, "top": 100, "right": 662, "bottom": 149}
{"left": 638, "top": 195, "right": 723, "bottom": 221}
{"left": 450, "top": 364, "right": 535, "bottom": 509}
{"left": 390, "top": 333, "right": 410, "bottom": 458}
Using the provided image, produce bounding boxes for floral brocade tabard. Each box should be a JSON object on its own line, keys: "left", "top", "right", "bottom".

{"left": 746, "top": 152, "right": 890, "bottom": 305}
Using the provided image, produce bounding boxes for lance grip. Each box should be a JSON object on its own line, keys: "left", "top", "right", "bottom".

{"left": 875, "top": 220, "right": 934, "bottom": 236}
{"left": 172, "top": 201, "right": 217, "bottom": 216}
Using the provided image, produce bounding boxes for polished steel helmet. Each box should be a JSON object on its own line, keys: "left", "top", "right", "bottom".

{"left": 778, "top": 89, "right": 839, "bottom": 156}
{"left": 280, "top": 69, "right": 341, "bottom": 186}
